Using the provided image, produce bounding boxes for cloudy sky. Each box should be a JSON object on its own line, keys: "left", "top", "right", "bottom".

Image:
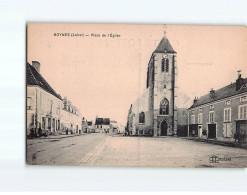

{"left": 27, "top": 24, "right": 247, "bottom": 125}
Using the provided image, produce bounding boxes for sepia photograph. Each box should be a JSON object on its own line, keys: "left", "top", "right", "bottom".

{"left": 26, "top": 23, "right": 247, "bottom": 168}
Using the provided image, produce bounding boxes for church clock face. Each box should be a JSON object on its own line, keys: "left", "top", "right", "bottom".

{"left": 163, "top": 54, "right": 168, "bottom": 59}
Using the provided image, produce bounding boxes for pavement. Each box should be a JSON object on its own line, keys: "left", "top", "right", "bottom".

{"left": 26, "top": 133, "right": 247, "bottom": 168}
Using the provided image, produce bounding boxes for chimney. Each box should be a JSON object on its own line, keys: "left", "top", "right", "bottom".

{"left": 193, "top": 97, "right": 198, "bottom": 104}
{"left": 236, "top": 72, "right": 244, "bottom": 91}
{"left": 210, "top": 88, "right": 216, "bottom": 99}
{"left": 32, "top": 61, "right": 40, "bottom": 73}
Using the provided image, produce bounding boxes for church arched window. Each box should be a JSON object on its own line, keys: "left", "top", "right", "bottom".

{"left": 139, "top": 112, "right": 145, "bottom": 123}
{"left": 162, "top": 58, "right": 169, "bottom": 72}
{"left": 160, "top": 98, "right": 169, "bottom": 115}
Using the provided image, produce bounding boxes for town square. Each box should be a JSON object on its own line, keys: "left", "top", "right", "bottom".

{"left": 26, "top": 24, "right": 247, "bottom": 168}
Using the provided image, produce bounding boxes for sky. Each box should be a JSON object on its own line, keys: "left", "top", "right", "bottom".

{"left": 27, "top": 24, "right": 247, "bottom": 125}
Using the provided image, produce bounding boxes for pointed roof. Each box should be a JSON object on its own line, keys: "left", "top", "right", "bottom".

{"left": 154, "top": 36, "right": 176, "bottom": 53}
{"left": 26, "top": 62, "right": 62, "bottom": 100}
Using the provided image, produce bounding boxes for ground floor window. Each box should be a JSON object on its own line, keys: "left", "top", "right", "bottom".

{"left": 42, "top": 117, "right": 46, "bottom": 129}
{"left": 52, "top": 118, "right": 55, "bottom": 130}
{"left": 189, "top": 124, "right": 198, "bottom": 137}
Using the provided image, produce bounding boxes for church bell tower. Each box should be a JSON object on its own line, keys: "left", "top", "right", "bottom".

{"left": 151, "top": 35, "right": 178, "bottom": 137}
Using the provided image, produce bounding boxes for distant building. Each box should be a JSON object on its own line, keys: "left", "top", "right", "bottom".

{"left": 60, "top": 97, "right": 82, "bottom": 134}
{"left": 110, "top": 120, "right": 118, "bottom": 133}
{"left": 87, "top": 121, "right": 94, "bottom": 133}
{"left": 81, "top": 117, "right": 88, "bottom": 133}
{"left": 95, "top": 117, "right": 110, "bottom": 133}
{"left": 188, "top": 73, "right": 247, "bottom": 143}
{"left": 27, "top": 61, "right": 63, "bottom": 135}
{"left": 118, "top": 125, "right": 125, "bottom": 134}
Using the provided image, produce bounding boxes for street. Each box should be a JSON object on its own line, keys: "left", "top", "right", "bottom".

{"left": 27, "top": 134, "right": 247, "bottom": 168}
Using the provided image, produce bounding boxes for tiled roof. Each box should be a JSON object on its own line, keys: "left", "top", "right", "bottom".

{"left": 189, "top": 78, "right": 247, "bottom": 109}
{"left": 26, "top": 62, "right": 62, "bottom": 100}
{"left": 95, "top": 118, "right": 110, "bottom": 125}
{"left": 154, "top": 36, "right": 176, "bottom": 54}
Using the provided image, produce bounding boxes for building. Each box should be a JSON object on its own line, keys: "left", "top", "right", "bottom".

{"left": 95, "top": 117, "right": 110, "bottom": 133}
{"left": 110, "top": 120, "right": 118, "bottom": 133}
{"left": 26, "top": 61, "right": 63, "bottom": 135}
{"left": 87, "top": 121, "right": 94, "bottom": 133}
{"left": 81, "top": 117, "right": 88, "bottom": 133}
{"left": 27, "top": 61, "right": 82, "bottom": 136}
{"left": 118, "top": 125, "right": 125, "bottom": 134}
{"left": 126, "top": 35, "right": 178, "bottom": 137}
{"left": 60, "top": 97, "right": 82, "bottom": 134}
{"left": 188, "top": 73, "right": 247, "bottom": 143}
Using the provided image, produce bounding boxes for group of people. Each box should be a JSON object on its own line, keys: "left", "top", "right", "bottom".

{"left": 234, "top": 132, "right": 247, "bottom": 143}
{"left": 28, "top": 127, "right": 47, "bottom": 139}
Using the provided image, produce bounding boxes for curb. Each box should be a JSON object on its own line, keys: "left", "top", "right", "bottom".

{"left": 180, "top": 137, "right": 247, "bottom": 149}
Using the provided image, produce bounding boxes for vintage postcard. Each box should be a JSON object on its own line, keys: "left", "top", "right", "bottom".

{"left": 26, "top": 23, "right": 247, "bottom": 167}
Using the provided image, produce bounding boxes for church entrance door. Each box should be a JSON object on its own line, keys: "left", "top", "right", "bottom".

{"left": 161, "top": 121, "right": 168, "bottom": 136}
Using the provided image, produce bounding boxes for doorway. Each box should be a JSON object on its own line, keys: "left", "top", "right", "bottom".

{"left": 208, "top": 124, "right": 216, "bottom": 139}
{"left": 161, "top": 121, "right": 168, "bottom": 136}
{"left": 198, "top": 125, "right": 202, "bottom": 137}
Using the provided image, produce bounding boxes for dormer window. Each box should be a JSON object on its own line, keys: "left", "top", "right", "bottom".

{"left": 225, "top": 100, "right": 231, "bottom": 105}
{"left": 240, "top": 96, "right": 247, "bottom": 103}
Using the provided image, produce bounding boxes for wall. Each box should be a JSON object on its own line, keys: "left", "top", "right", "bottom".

{"left": 27, "top": 86, "right": 63, "bottom": 135}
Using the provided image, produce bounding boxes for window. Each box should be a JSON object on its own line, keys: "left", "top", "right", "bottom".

{"left": 191, "top": 115, "right": 195, "bottom": 124}
{"left": 225, "top": 100, "right": 231, "bottom": 105}
{"left": 240, "top": 96, "right": 247, "bottom": 103}
{"left": 192, "top": 109, "right": 195, "bottom": 114}
{"left": 52, "top": 119, "right": 55, "bottom": 129}
{"left": 223, "top": 123, "right": 232, "bottom": 138}
{"left": 199, "top": 108, "right": 202, "bottom": 112}
{"left": 161, "top": 58, "right": 169, "bottom": 72}
{"left": 209, "top": 111, "right": 215, "bottom": 123}
{"left": 48, "top": 118, "right": 51, "bottom": 130}
{"left": 161, "top": 59, "right": 165, "bottom": 72}
{"left": 239, "top": 104, "right": 247, "bottom": 120}
{"left": 139, "top": 112, "right": 145, "bottom": 123}
{"left": 27, "top": 97, "right": 32, "bottom": 110}
{"left": 42, "top": 117, "right": 46, "bottom": 129}
{"left": 224, "top": 108, "right": 231, "bottom": 122}
{"left": 210, "top": 104, "right": 214, "bottom": 109}
{"left": 160, "top": 98, "right": 169, "bottom": 115}
{"left": 198, "top": 113, "right": 203, "bottom": 124}
{"left": 49, "top": 100, "right": 53, "bottom": 113}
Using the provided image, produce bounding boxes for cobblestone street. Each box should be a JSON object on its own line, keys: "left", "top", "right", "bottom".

{"left": 27, "top": 134, "right": 247, "bottom": 168}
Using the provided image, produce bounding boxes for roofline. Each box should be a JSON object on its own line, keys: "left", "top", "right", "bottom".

{"left": 188, "top": 91, "right": 247, "bottom": 110}
{"left": 27, "top": 84, "right": 63, "bottom": 100}
{"left": 153, "top": 51, "right": 177, "bottom": 54}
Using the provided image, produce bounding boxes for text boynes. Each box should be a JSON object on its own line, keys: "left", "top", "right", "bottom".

{"left": 54, "top": 33, "right": 121, "bottom": 38}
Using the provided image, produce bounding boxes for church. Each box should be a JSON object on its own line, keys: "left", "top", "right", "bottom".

{"left": 126, "top": 35, "right": 180, "bottom": 137}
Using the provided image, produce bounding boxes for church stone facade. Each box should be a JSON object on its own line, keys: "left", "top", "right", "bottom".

{"left": 126, "top": 36, "right": 178, "bottom": 137}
